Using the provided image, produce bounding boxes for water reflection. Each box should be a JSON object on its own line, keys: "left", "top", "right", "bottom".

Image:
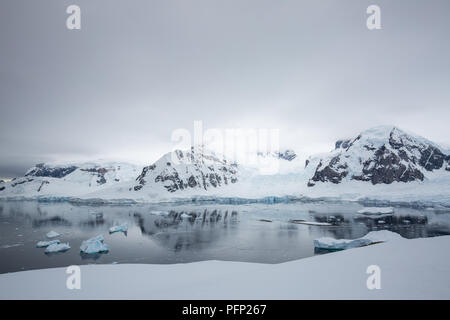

{"left": 0, "top": 200, "right": 449, "bottom": 273}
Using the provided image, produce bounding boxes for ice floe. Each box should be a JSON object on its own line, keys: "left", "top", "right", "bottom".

{"left": 45, "top": 242, "right": 70, "bottom": 253}
{"left": 289, "top": 219, "right": 332, "bottom": 226}
{"left": 109, "top": 223, "right": 128, "bottom": 234}
{"left": 46, "top": 231, "right": 61, "bottom": 238}
{"left": 36, "top": 240, "right": 60, "bottom": 248}
{"left": 1, "top": 243, "right": 23, "bottom": 249}
{"left": 357, "top": 207, "right": 394, "bottom": 215}
{"left": 361, "top": 230, "right": 404, "bottom": 242}
{"left": 80, "top": 235, "right": 109, "bottom": 254}
{"left": 314, "top": 230, "right": 403, "bottom": 251}
{"left": 150, "top": 211, "right": 169, "bottom": 216}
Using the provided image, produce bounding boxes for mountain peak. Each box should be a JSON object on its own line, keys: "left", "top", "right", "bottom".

{"left": 309, "top": 126, "right": 450, "bottom": 187}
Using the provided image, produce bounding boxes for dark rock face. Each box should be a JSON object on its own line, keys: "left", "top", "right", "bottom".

{"left": 309, "top": 156, "right": 348, "bottom": 185}
{"left": 277, "top": 150, "right": 297, "bottom": 161}
{"left": 305, "top": 159, "right": 310, "bottom": 168}
{"left": 418, "top": 146, "right": 446, "bottom": 171}
{"left": 26, "top": 163, "right": 77, "bottom": 178}
{"left": 308, "top": 127, "right": 449, "bottom": 187}
{"left": 352, "top": 145, "right": 424, "bottom": 184}
{"left": 37, "top": 180, "right": 50, "bottom": 192}
{"left": 0, "top": 186, "right": 5, "bottom": 191}
{"left": 335, "top": 139, "right": 351, "bottom": 150}
{"left": 11, "top": 178, "right": 34, "bottom": 187}
{"left": 133, "top": 148, "right": 239, "bottom": 193}
{"left": 257, "top": 149, "right": 297, "bottom": 161}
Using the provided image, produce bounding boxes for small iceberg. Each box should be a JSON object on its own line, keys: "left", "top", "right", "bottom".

{"left": 45, "top": 242, "right": 70, "bottom": 253}
{"left": 109, "top": 223, "right": 128, "bottom": 234}
{"left": 180, "top": 213, "right": 191, "bottom": 219}
{"left": 314, "top": 238, "right": 372, "bottom": 251}
{"left": 36, "top": 240, "right": 60, "bottom": 248}
{"left": 314, "top": 230, "right": 403, "bottom": 252}
{"left": 357, "top": 207, "right": 394, "bottom": 215}
{"left": 362, "top": 230, "right": 404, "bottom": 242}
{"left": 289, "top": 219, "right": 332, "bottom": 226}
{"left": 150, "top": 210, "right": 168, "bottom": 216}
{"left": 80, "top": 235, "right": 109, "bottom": 254}
{"left": 46, "top": 231, "right": 61, "bottom": 239}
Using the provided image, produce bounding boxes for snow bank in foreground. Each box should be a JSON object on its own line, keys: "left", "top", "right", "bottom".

{"left": 1, "top": 236, "right": 449, "bottom": 299}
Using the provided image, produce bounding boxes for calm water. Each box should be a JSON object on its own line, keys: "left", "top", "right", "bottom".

{"left": 1, "top": 200, "right": 450, "bottom": 274}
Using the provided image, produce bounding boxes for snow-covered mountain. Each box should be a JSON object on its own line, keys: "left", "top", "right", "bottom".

{"left": 0, "top": 161, "right": 141, "bottom": 198}
{"left": 132, "top": 147, "right": 239, "bottom": 193}
{"left": 305, "top": 126, "right": 450, "bottom": 187}
{"left": 1, "top": 125, "right": 449, "bottom": 205}
{"left": 256, "top": 149, "right": 297, "bottom": 161}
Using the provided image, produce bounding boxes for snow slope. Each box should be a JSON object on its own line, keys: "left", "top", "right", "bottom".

{"left": 1, "top": 235, "right": 449, "bottom": 299}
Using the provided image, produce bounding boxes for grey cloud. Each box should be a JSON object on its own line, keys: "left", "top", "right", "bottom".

{"left": 1, "top": 0, "right": 449, "bottom": 178}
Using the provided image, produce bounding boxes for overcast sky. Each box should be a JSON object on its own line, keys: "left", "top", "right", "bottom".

{"left": 1, "top": 0, "right": 449, "bottom": 178}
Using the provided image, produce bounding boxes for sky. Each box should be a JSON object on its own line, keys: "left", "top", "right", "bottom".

{"left": 1, "top": 0, "right": 450, "bottom": 178}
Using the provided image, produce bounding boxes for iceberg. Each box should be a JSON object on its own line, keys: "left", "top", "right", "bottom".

{"left": 80, "top": 235, "right": 109, "bottom": 254}
{"left": 289, "top": 220, "right": 332, "bottom": 226}
{"left": 36, "top": 240, "right": 60, "bottom": 248}
{"left": 46, "top": 231, "right": 61, "bottom": 239}
{"left": 150, "top": 210, "right": 169, "bottom": 216}
{"left": 362, "top": 230, "right": 404, "bottom": 242}
{"left": 357, "top": 207, "right": 394, "bottom": 215}
{"left": 314, "top": 230, "right": 403, "bottom": 251}
{"left": 45, "top": 242, "right": 70, "bottom": 253}
{"left": 109, "top": 223, "right": 128, "bottom": 234}
{"left": 314, "top": 238, "right": 372, "bottom": 251}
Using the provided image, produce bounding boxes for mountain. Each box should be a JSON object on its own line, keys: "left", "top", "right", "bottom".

{"left": 256, "top": 149, "right": 297, "bottom": 161}
{"left": 0, "top": 161, "right": 140, "bottom": 197}
{"left": 306, "top": 126, "right": 450, "bottom": 187}
{"left": 132, "top": 147, "right": 239, "bottom": 193}
{"left": 1, "top": 126, "right": 449, "bottom": 205}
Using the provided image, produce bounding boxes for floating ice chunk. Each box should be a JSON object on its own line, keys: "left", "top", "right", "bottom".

{"left": 361, "top": 230, "right": 404, "bottom": 242}
{"left": 46, "top": 231, "right": 61, "bottom": 239}
{"left": 1, "top": 243, "right": 23, "bottom": 249}
{"left": 357, "top": 207, "right": 394, "bottom": 215}
{"left": 180, "top": 213, "right": 191, "bottom": 219}
{"left": 150, "top": 211, "right": 168, "bottom": 216}
{"left": 109, "top": 223, "right": 128, "bottom": 234}
{"left": 314, "top": 238, "right": 372, "bottom": 251}
{"left": 36, "top": 240, "right": 60, "bottom": 248}
{"left": 289, "top": 220, "right": 332, "bottom": 226}
{"left": 80, "top": 235, "right": 109, "bottom": 254}
{"left": 45, "top": 242, "right": 70, "bottom": 253}
{"left": 314, "top": 230, "right": 403, "bottom": 251}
